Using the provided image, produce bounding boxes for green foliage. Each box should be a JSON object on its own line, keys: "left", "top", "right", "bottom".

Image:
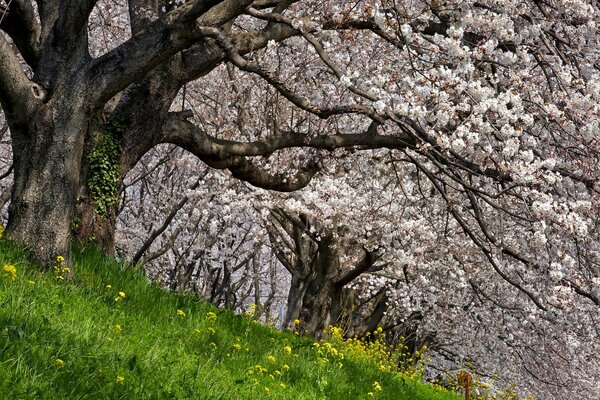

{"left": 86, "top": 123, "right": 123, "bottom": 217}
{"left": 0, "top": 240, "right": 460, "bottom": 400}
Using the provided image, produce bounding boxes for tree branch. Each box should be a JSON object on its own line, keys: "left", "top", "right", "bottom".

{"left": 0, "top": 34, "right": 38, "bottom": 118}
{"left": 0, "top": 0, "right": 41, "bottom": 67}
{"left": 86, "top": 0, "right": 226, "bottom": 104}
{"left": 162, "top": 113, "right": 415, "bottom": 159}
{"left": 337, "top": 248, "right": 381, "bottom": 287}
{"left": 196, "top": 26, "right": 381, "bottom": 120}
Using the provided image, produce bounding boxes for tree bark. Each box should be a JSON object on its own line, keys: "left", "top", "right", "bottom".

{"left": 7, "top": 99, "right": 88, "bottom": 266}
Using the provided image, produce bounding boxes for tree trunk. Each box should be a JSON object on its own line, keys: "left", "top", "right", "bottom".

{"left": 6, "top": 100, "right": 88, "bottom": 266}
{"left": 298, "top": 235, "right": 345, "bottom": 337}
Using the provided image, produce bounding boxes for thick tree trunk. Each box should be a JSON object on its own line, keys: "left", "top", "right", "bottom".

{"left": 6, "top": 100, "right": 88, "bottom": 266}
{"left": 297, "top": 236, "right": 345, "bottom": 337}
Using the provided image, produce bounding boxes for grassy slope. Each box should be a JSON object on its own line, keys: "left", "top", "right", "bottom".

{"left": 0, "top": 241, "right": 460, "bottom": 400}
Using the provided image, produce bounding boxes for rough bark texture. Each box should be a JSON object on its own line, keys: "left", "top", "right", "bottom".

{"left": 7, "top": 98, "right": 88, "bottom": 266}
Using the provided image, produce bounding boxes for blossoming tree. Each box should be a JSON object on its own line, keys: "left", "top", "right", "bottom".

{"left": 1, "top": 0, "right": 599, "bottom": 397}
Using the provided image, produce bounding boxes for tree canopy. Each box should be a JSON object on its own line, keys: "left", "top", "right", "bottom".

{"left": 0, "top": 0, "right": 599, "bottom": 398}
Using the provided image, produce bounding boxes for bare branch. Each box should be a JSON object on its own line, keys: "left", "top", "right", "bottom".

{"left": 162, "top": 113, "right": 415, "bottom": 158}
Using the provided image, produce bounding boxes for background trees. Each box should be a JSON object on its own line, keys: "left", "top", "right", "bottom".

{"left": 1, "top": 0, "right": 599, "bottom": 398}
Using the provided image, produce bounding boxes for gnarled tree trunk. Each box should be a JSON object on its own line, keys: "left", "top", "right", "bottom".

{"left": 7, "top": 98, "right": 88, "bottom": 266}
{"left": 267, "top": 208, "right": 385, "bottom": 338}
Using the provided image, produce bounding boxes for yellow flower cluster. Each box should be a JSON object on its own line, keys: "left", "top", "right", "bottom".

{"left": 243, "top": 303, "right": 257, "bottom": 318}
{"left": 367, "top": 380, "right": 384, "bottom": 396}
{"left": 314, "top": 326, "right": 427, "bottom": 380}
{"left": 177, "top": 309, "right": 186, "bottom": 318}
{"left": 205, "top": 311, "right": 217, "bottom": 324}
{"left": 53, "top": 255, "right": 70, "bottom": 280}
{"left": 2, "top": 264, "right": 17, "bottom": 281}
{"left": 114, "top": 291, "right": 126, "bottom": 302}
{"left": 245, "top": 359, "right": 290, "bottom": 393}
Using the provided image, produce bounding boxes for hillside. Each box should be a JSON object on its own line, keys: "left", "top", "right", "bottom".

{"left": 0, "top": 241, "right": 460, "bottom": 399}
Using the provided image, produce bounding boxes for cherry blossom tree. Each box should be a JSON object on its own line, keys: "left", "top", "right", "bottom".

{"left": 1, "top": 0, "right": 599, "bottom": 398}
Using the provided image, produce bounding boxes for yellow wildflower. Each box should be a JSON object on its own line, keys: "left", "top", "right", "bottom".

{"left": 116, "top": 376, "right": 125, "bottom": 384}
{"left": 54, "top": 359, "right": 64, "bottom": 367}
{"left": 105, "top": 284, "right": 112, "bottom": 289}
{"left": 2, "top": 264, "right": 17, "bottom": 280}
{"left": 114, "top": 324, "right": 122, "bottom": 333}
{"left": 206, "top": 311, "right": 217, "bottom": 324}
{"left": 373, "top": 381, "right": 382, "bottom": 392}
{"left": 282, "top": 364, "right": 289, "bottom": 371}
{"left": 177, "top": 309, "right": 186, "bottom": 318}
{"left": 27, "top": 280, "right": 35, "bottom": 285}
{"left": 114, "top": 291, "right": 126, "bottom": 302}
{"left": 267, "top": 355, "right": 276, "bottom": 363}
{"left": 293, "top": 319, "right": 300, "bottom": 325}
{"left": 283, "top": 346, "right": 292, "bottom": 355}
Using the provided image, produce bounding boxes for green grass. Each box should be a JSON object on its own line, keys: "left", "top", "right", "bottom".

{"left": 0, "top": 240, "right": 460, "bottom": 400}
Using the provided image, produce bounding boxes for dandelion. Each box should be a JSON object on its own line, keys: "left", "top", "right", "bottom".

{"left": 232, "top": 343, "right": 241, "bottom": 351}
{"left": 207, "top": 327, "right": 216, "bottom": 335}
{"left": 54, "top": 358, "right": 64, "bottom": 367}
{"left": 2, "top": 264, "right": 17, "bottom": 280}
{"left": 27, "top": 280, "right": 35, "bottom": 285}
{"left": 177, "top": 309, "right": 186, "bottom": 318}
{"left": 283, "top": 346, "right": 292, "bottom": 355}
{"left": 114, "top": 324, "right": 122, "bottom": 333}
{"left": 279, "top": 383, "right": 287, "bottom": 389}
{"left": 116, "top": 376, "right": 125, "bottom": 384}
{"left": 293, "top": 319, "right": 300, "bottom": 325}
{"left": 282, "top": 364, "right": 289, "bottom": 371}
{"left": 267, "top": 355, "right": 276, "bottom": 363}
{"left": 105, "top": 284, "right": 112, "bottom": 289}
{"left": 114, "top": 291, "right": 126, "bottom": 302}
